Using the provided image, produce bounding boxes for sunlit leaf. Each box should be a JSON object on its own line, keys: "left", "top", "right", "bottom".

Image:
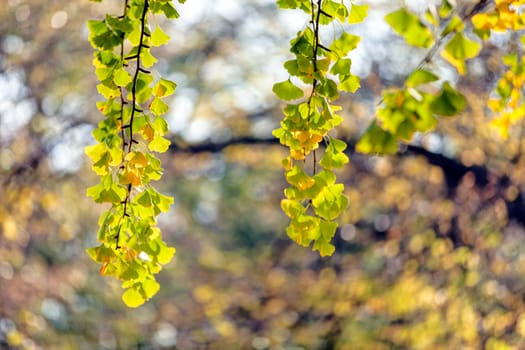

{"left": 141, "top": 279, "right": 160, "bottom": 299}
{"left": 329, "top": 32, "right": 360, "bottom": 57}
{"left": 86, "top": 245, "right": 117, "bottom": 263}
{"left": 440, "top": 33, "right": 481, "bottom": 75}
{"left": 150, "top": 97, "right": 169, "bottom": 116}
{"left": 154, "top": 78, "right": 177, "bottom": 97}
{"left": 148, "top": 136, "right": 171, "bottom": 152}
{"left": 150, "top": 26, "right": 170, "bottom": 46}
{"left": 273, "top": 80, "right": 304, "bottom": 101}
{"left": 330, "top": 58, "right": 352, "bottom": 76}
{"left": 286, "top": 166, "right": 316, "bottom": 190}
{"left": 157, "top": 242, "right": 176, "bottom": 265}
{"left": 122, "top": 287, "right": 146, "bottom": 308}
{"left": 113, "top": 68, "right": 132, "bottom": 87}
{"left": 385, "top": 8, "right": 434, "bottom": 48}
{"left": 281, "top": 199, "right": 306, "bottom": 218}
{"left": 339, "top": 75, "right": 360, "bottom": 93}
{"left": 348, "top": 3, "right": 369, "bottom": 24}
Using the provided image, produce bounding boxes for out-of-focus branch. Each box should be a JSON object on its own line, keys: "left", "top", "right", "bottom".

{"left": 168, "top": 136, "right": 279, "bottom": 153}
{"left": 168, "top": 134, "right": 525, "bottom": 229}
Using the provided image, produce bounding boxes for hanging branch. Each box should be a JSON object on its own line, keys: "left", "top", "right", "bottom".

{"left": 85, "top": 0, "right": 183, "bottom": 307}
{"left": 272, "top": 1, "right": 365, "bottom": 256}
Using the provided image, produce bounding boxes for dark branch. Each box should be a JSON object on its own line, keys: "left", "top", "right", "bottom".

{"left": 169, "top": 136, "right": 279, "bottom": 153}
{"left": 168, "top": 135, "right": 525, "bottom": 229}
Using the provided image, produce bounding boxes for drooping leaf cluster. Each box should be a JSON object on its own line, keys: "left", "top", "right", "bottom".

{"left": 273, "top": 0, "right": 368, "bottom": 256}
{"left": 85, "top": 0, "right": 183, "bottom": 307}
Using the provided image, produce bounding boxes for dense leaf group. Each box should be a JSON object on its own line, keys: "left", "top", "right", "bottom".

{"left": 86, "top": 0, "right": 183, "bottom": 307}
{"left": 273, "top": 0, "right": 367, "bottom": 256}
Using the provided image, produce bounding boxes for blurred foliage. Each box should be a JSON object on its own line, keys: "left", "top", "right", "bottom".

{"left": 3, "top": 0, "right": 525, "bottom": 349}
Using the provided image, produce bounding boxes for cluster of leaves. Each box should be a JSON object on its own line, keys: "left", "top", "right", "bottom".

{"left": 85, "top": 0, "right": 183, "bottom": 307}
{"left": 356, "top": 1, "right": 481, "bottom": 154}
{"left": 357, "top": 72, "right": 466, "bottom": 154}
{"left": 274, "top": 0, "right": 525, "bottom": 257}
{"left": 472, "top": 0, "right": 525, "bottom": 137}
{"left": 358, "top": 0, "right": 525, "bottom": 153}
{"left": 273, "top": 0, "right": 368, "bottom": 256}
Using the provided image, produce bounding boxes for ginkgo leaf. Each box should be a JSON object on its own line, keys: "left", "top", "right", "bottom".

{"left": 149, "top": 136, "right": 171, "bottom": 153}
{"left": 273, "top": 80, "right": 304, "bottom": 101}
{"left": 154, "top": 78, "right": 177, "bottom": 97}
{"left": 159, "top": 2, "right": 180, "bottom": 18}
{"left": 431, "top": 82, "right": 466, "bottom": 116}
{"left": 157, "top": 243, "right": 176, "bottom": 265}
{"left": 151, "top": 26, "right": 170, "bottom": 46}
{"left": 331, "top": 58, "right": 352, "bottom": 76}
{"left": 281, "top": 199, "right": 306, "bottom": 218}
{"left": 312, "top": 220, "right": 338, "bottom": 256}
{"left": 106, "top": 15, "right": 134, "bottom": 34}
{"left": 405, "top": 69, "right": 439, "bottom": 87}
{"left": 288, "top": 215, "right": 320, "bottom": 246}
{"left": 385, "top": 8, "right": 434, "bottom": 48}
{"left": 329, "top": 32, "right": 360, "bottom": 57}
{"left": 444, "top": 33, "right": 481, "bottom": 59}
{"left": 320, "top": 147, "right": 349, "bottom": 169}
{"left": 439, "top": 0, "right": 453, "bottom": 18}
{"left": 348, "top": 3, "right": 369, "bottom": 24}
{"left": 154, "top": 191, "right": 174, "bottom": 213}
{"left": 113, "top": 68, "right": 132, "bottom": 87}
{"left": 122, "top": 287, "right": 146, "bottom": 308}
{"left": 441, "top": 15, "right": 465, "bottom": 36}
{"left": 356, "top": 122, "right": 398, "bottom": 154}
{"left": 86, "top": 245, "right": 117, "bottom": 263}
{"left": 312, "top": 184, "right": 348, "bottom": 220}
{"left": 276, "top": 0, "right": 300, "bottom": 9}
{"left": 339, "top": 75, "right": 360, "bottom": 93}
{"left": 141, "top": 49, "right": 158, "bottom": 68}
{"left": 313, "top": 238, "right": 335, "bottom": 257}
{"left": 286, "top": 166, "right": 316, "bottom": 190}
{"left": 150, "top": 97, "right": 169, "bottom": 116}
{"left": 440, "top": 33, "right": 481, "bottom": 75}
{"left": 141, "top": 279, "right": 160, "bottom": 299}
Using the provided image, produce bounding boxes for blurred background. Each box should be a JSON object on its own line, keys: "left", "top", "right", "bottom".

{"left": 2, "top": 0, "right": 525, "bottom": 349}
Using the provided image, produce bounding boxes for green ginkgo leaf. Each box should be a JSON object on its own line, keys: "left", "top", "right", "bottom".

{"left": 113, "top": 68, "right": 132, "bottom": 87}
{"left": 443, "top": 33, "right": 481, "bottom": 60}
{"left": 356, "top": 122, "right": 398, "bottom": 154}
{"left": 431, "top": 82, "right": 466, "bottom": 116}
{"left": 273, "top": 80, "right": 304, "bottom": 101}
{"left": 405, "top": 69, "right": 439, "bottom": 87}
{"left": 154, "top": 78, "right": 177, "bottom": 97}
{"left": 149, "top": 136, "right": 171, "bottom": 153}
{"left": 150, "top": 26, "right": 170, "bottom": 46}
{"left": 150, "top": 97, "right": 169, "bottom": 116}
{"left": 385, "top": 8, "right": 434, "bottom": 48}
{"left": 339, "top": 75, "right": 360, "bottom": 93}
